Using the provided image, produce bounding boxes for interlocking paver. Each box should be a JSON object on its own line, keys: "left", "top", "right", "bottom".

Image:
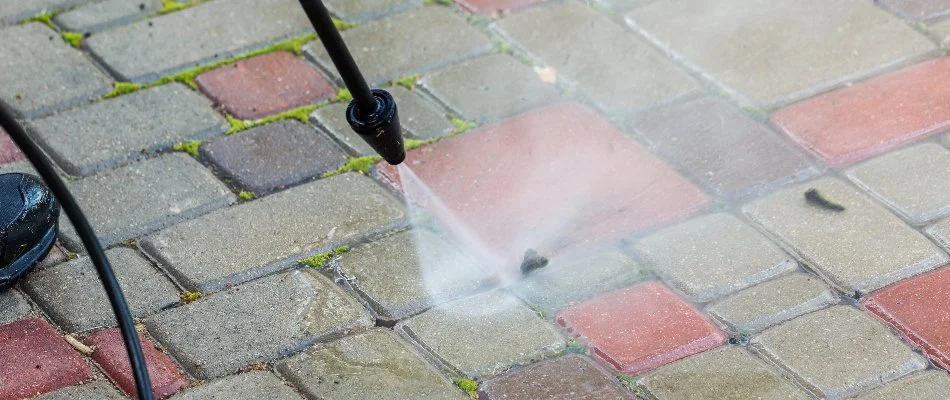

{"left": 86, "top": 0, "right": 313, "bottom": 83}
{"left": 377, "top": 102, "right": 708, "bottom": 266}
{"left": 0, "top": 318, "right": 92, "bottom": 399}
{"left": 422, "top": 54, "right": 559, "bottom": 124}
{"left": 324, "top": 0, "right": 416, "bottom": 21}
{"left": 145, "top": 270, "right": 373, "bottom": 379}
{"left": 863, "top": 267, "right": 950, "bottom": 371}
{"left": 772, "top": 58, "right": 950, "bottom": 168}
{"left": 743, "top": 177, "right": 949, "bottom": 296}
{"left": 170, "top": 371, "right": 303, "bottom": 400}
{"left": 27, "top": 83, "right": 227, "bottom": 176}
{"left": 0, "top": 0, "right": 86, "bottom": 25}
{"left": 497, "top": 1, "right": 696, "bottom": 114}
{"left": 0, "top": 128, "right": 23, "bottom": 165}
{"left": 854, "top": 370, "right": 950, "bottom": 400}
{"left": 478, "top": 354, "right": 633, "bottom": 400}
{"left": 387, "top": 86, "right": 454, "bottom": 139}
{"left": 311, "top": 103, "right": 377, "bottom": 156}
{"left": 636, "top": 213, "right": 797, "bottom": 302}
{"left": 277, "top": 329, "right": 464, "bottom": 400}
{"left": 59, "top": 154, "right": 235, "bottom": 249}
{"left": 306, "top": 7, "right": 492, "bottom": 85}
{"left": 706, "top": 273, "right": 838, "bottom": 334}
{"left": 458, "top": 0, "right": 545, "bottom": 15}
{"left": 928, "top": 218, "right": 950, "bottom": 251}
{"left": 55, "top": 0, "right": 161, "bottom": 32}
{"left": 339, "top": 230, "right": 490, "bottom": 323}
{"left": 626, "top": 0, "right": 934, "bottom": 107}
{"left": 36, "top": 381, "right": 127, "bottom": 400}
{"left": 22, "top": 247, "right": 179, "bottom": 332}
{"left": 199, "top": 120, "right": 347, "bottom": 194}
{"left": 845, "top": 143, "right": 950, "bottom": 225}
{"left": 0, "top": 23, "right": 112, "bottom": 118}
{"left": 141, "top": 173, "right": 404, "bottom": 292}
{"left": 637, "top": 346, "right": 810, "bottom": 400}
{"left": 555, "top": 282, "right": 727, "bottom": 375}
{"left": 879, "top": 0, "right": 950, "bottom": 20}
{"left": 752, "top": 306, "right": 927, "bottom": 399}
{"left": 87, "top": 328, "right": 189, "bottom": 399}
{"left": 195, "top": 52, "right": 335, "bottom": 120}
{"left": 630, "top": 98, "right": 819, "bottom": 200}
{"left": 513, "top": 251, "right": 646, "bottom": 316}
{"left": 0, "top": 289, "right": 32, "bottom": 324}
{"left": 399, "top": 290, "right": 565, "bottom": 377}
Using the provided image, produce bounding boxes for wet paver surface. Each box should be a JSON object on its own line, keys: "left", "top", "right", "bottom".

{"left": 0, "top": 0, "right": 949, "bottom": 399}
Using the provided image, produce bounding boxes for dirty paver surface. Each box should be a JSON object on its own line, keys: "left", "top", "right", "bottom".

{"left": 0, "top": 0, "right": 949, "bottom": 399}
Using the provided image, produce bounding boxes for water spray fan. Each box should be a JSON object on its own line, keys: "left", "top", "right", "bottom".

{"left": 0, "top": 2, "right": 403, "bottom": 399}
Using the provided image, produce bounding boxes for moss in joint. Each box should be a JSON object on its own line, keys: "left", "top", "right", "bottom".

{"left": 453, "top": 377, "right": 478, "bottom": 399}
{"left": 391, "top": 73, "right": 421, "bottom": 91}
{"left": 562, "top": 339, "right": 586, "bottom": 355}
{"left": 332, "top": 18, "right": 358, "bottom": 31}
{"left": 20, "top": 11, "right": 57, "bottom": 29}
{"left": 238, "top": 191, "right": 255, "bottom": 201}
{"left": 61, "top": 32, "right": 84, "bottom": 48}
{"left": 321, "top": 155, "right": 382, "bottom": 178}
{"left": 158, "top": 0, "right": 202, "bottom": 16}
{"left": 120, "top": 238, "right": 138, "bottom": 247}
{"left": 299, "top": 246, "right": 350, "bottom": 269}
{"left": 179, "top": 291, "right": 203, "bottom": 304}
{"left": 103, "top": 82, "right": 147, "bottom": 99}
{"left": 226, "top": 104, "right": 321, "bottom": 134}
{"left": 172, "top": 140, "right": 203, "bottom": 156}
{"left": 335, "top": 88, "right": 354, "bottom": 103}
{"left": 450, "top": 115, "right": 477, "bottom": 134}
{"left": 425, "top": 0, "right": 455, "bottom": 6}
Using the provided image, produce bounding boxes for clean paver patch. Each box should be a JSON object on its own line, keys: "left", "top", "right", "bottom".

{"left": 478, "top": 355, "right": 633, "bottom": 400}
{"left": 22, "top": 247, "right": 179, "bottom": 332}
{"left": 636, "top": 213, "right": 797, "bottom": 302}
{"left": 853, "top": 370, "right": 950, "bottom": 399}
{"left": 386, "top": 86, "right": 454, "bottom": 139}
{"left": 141, "top": 173, "right": 404, "bottom": 292}
{"left": 399, "top": 290, "right": 565, "bottom": 378}
{"left": 171, "top": 371, "right": 303, "bottom": 400}
{"left": 556, "top": 282, "right": 727, "bottom": 375}
{"left": 743, "top": 178, "right": 949, "bottom": 296}
{"left": 145, "top": 270, "right": 373, "bottom": 379}
{"left": 27, "top": 83, "right": 227, "bottom": 176}
{"left": 846, "top": 143, "right": 950, "bottom": 224}
{"left": 626, "top": 0, "right": 934, "bottom": 106}
{"left": 637, "top": 346, "right": 810, "bottom": 400}
{"left": 59, "top": 153, "right": 235, "bottom": 249}
{"left": 706, "top": 273, "right": 838, "bottom": 334}
{"left": 752, "top": 306, "right": 927, "bottom": 399}
{"left": 277, "top": 329, "right": 464, "bottom": 400}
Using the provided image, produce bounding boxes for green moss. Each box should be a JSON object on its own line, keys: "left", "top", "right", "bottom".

{"left": 299, "top": 246, "right": 350, "bottom": 269}
{"left": 562, "top": 339, "right": 586, "bottom": 355}
{"left": 103, "top": 82, "right": 147, "bottom": 99}
{"left": 172, "top": 140, "right": 203, "bottom": 156}
{"left": 321, "top": 155, "right": 382, "bottom": 178}
{"left": 119, "top": 238, "right": 138, "bottom": 247}
{"left": 335, "top": 88, "right": 354, "bottom": 103}
{"left": 65, "top": 252, "right": 79, "bottom": 261}
{"left": 20, "top": 11, "right": 57, "bottom": 29}
{"left": 179, "top": 291, "right": 202, "bottom": 304}
{"left": 617, "top": 375, "right": 638, "bottom": 392}
{"left": 61, "top": 32, "right": 83, "bottom": 48}
{"left": 391, "top": 73, "right": 421, "bottom": 91}
{"left": 450, "top": 115, "right": 477, "bottom": 134}
{"left": 404, "top": 137, "right": 438, "bottom": 150}
{"left": 226, "top": 104, "right": 321, "bottom": 134}
{"left": 425, "top": 0, "right": 455, "bottom": 5}
{"left": 332, "top": 18, "right": 358, "bottom": 31}
{"left": 238, "top": 191, "right": 255, "bottom": 201}
{"left": 158, "top": 0, "right": 202, "bottom": 15}
{"left": 453, "top": 377, "right": 478, "bottom": 399}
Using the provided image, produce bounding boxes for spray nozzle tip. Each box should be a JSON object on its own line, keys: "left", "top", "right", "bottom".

{"left": 346, "top": 89, "right": 406, "bottom": 165}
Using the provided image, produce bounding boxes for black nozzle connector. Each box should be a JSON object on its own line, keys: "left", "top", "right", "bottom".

{"left": 346, "top": 89, "right": 406, "bottom": 165}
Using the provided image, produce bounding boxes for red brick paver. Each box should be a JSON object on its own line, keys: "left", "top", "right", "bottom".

{"left": 862, "top": 266, "right": 950, "bottom": 371}
{"left": 378, "top": 102, "right": 708, "bottom": 267}
{"left": 0, "top": 128, "right": 23, "bottom": 165}
{"left": 457, "top": 0, "right": 545, "bottom": 15}
{"left": 0, "top": 318, "right": 92, "bottom": 399}
{"left": 86, "top": 328, "right": 189, "bottom": 399}
{"left": 772, "top": 57, "right": 950, "bottom": 168}
{"left": 195, "top": 52, "right": 335, "bottom": 120}
{"left": 555, "top": 282, "right": 727, "bottom": 375}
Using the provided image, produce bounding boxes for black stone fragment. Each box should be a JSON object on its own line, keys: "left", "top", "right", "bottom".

{"left": 520, "top": 249, "right": 548, "bottom": 275}
{"left": 804, "top": 188, "right": 845, "bottom": 212}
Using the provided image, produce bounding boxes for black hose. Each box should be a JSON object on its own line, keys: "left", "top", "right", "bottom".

{"left": 0, "top": 103, "right": 154, "bottom": 400}
{"left": 296, "top": 0, "right": 378, "bottom": 116}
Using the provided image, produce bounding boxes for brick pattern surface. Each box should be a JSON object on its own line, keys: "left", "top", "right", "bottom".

{"left": 0, "top": 318, "right": 92, "bottom": 399}
{"left": 378, "top": 102, "right": 708, "bottom": 266}
{"left": 323, "top": 0, "right": 415, "bottom": 21}
{"left": 86, "top": 328, "right": 189, "bottom": 399}
{"left": 0, "top": 0, "right": 87, "bottom": 25}
{"left": 773, "top": 58, "right": 950, "bottom": 168}
{"left": 171, "top": 371, "right": 303, "bottom": 400}
{"left": 854, "top": 370, "right": 950, "bottom": 399}
{"left": 556, "top": 282, "right": 727, "bottom": 375}
{"left": 55, "top": 0, "right": 161, "bottom": 32}
{"left": 196, "top": 52, "right": 335, "bottom": 120}
{"left": 478, "top": 355, "right": 633, "bottom": 400}
{"left": 863, "top": 267, "right": 950, "bottom": 371}
{"left": 35, "top": 382, "right": 127, "bottom": 400}
{"left": 626, "top": 0, "right": 934, "bottom": 106}
{"left": 706, "top": 273, "right": 838, "bottom": 334}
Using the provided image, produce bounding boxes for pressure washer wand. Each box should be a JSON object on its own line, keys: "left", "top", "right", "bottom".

{"left": 296, "top": 0, "right": 406, "bottom": 165}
